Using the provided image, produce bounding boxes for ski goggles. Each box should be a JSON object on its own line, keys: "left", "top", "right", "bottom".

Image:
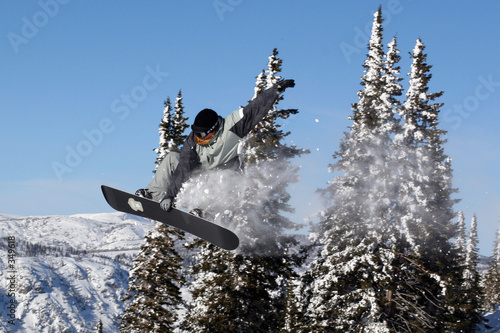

{"left": 195, "top": 131, "right": 216, "bottom": 145}
{"left": 194, "top": 119, "right": 220, "bottom": 138}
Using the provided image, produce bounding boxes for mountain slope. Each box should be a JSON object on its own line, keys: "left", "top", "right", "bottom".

{"left": 0, "top": 213, "right": 155, "bottom": 332}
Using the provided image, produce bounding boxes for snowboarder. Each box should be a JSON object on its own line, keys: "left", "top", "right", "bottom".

{"left": 136, "top": 79, "right": 295, "bottom": 211}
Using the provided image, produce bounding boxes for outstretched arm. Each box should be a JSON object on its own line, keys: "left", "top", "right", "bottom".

{"left": 229, "top": 79, "right": 295, "bottom": 138}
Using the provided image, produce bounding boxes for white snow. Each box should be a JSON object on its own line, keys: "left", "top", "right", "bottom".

{"left": 176, "top": 159, "right": 301, "bottom": 256}
{"left": 480, "top": 305, "right": 500, "bottom": 332}
{"left": 0, "top": 212, "right": 155, "bottom": 332}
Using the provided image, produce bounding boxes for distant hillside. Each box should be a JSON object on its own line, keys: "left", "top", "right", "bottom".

{"left": 0, "top": 213, "right": 155, "bottom": 332}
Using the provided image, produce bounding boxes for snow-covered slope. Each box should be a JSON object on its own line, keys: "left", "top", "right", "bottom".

{"left": 0, "top": 213, "right": 152, "bottom": 252}
{"left": 0, "top": 213, "right": 155, "bottom": 332}
{"left": 0, "top": 213, "right": 498, "bottom": 332}
{"left": 480, "top": 305, "right": 500, "bottom": 332}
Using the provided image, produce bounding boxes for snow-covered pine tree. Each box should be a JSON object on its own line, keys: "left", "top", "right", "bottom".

{"left": 279, "top": 245, "right": 311, "bottom": 333}
{"left": 184, "top": 239, "right": 295, "bottom": 332}
{"left": 181, "top": 241, "right": 239, "bottom": 332}
{"left": 153, "top": 91, "right": 189, "bottom": 173}
{"left": 350, "top": 6, "right": 388, "bottom": 129}
{"left": 484, "top": 224, "right": 500, "bottom": 312}
{"left": 395, "top": 38, "right": 485, "bottom": 331}
{"left": 383, "top": 37, "right": 404, "bottom": 114}
{"left": 121, "top": 94, "right": 189, "bottom": 331}
{"left": 244, "top": 48, "right": 305, "bottom": 164}
{"left": 241, "top": 48, "right": 308, "bottom": 244}
{"left": 251, "top": 69, "right": 267, "bottom": 101}
{"left": 458, "top": 214, "right": 486, "bottom": 329}
{"left": 307, "top": 7, "right": 402, "bottom": 331}
{"left": 397, "top": 38, "right": 458, "bottom": 249}
{"left": 172, "top": 89, "right": 189, "bottom": 148}
{"left": 182, "top": 48, "right": 307, "bottom": 332}
{"left": 153, "top": 97, "right": 174, "bottom": 172}
{"left": 464, "top": 215, "right": 480, "bottom": 289}
{"left": 120, "top": 224, "right": 185, "bottom": 332}
{"left": 232, "top": 48, "right": 309, "bottom": 331}
{"left": 392, "top": 37, "right": 454, "bottom": 332}
{"left": 455, "top": 211, "right": 467, "bottom": 260}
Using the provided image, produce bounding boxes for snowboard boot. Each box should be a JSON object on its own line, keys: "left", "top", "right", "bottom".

{"left": 189, "top": 208, "right": 204, "bottom": 218}
{"left": 135, "top": 189, "right": 153, "bottom": 200}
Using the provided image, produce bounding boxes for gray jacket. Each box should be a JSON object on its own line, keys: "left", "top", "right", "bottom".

{"left": 165, "top": 84, "right": 282, "bottom": 200}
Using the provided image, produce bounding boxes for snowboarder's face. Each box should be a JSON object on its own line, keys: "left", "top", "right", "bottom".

{"left": 194, "top": 118, "right": 220, "bottom": 145}
{"left": 195, "top": 130, "right": 216, "bottom": 145}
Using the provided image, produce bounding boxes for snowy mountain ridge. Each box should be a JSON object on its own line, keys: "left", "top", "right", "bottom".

{"left": 0, "top": 212, "right": 155, "bottom": 333}
{"left": 0, "top": 212, "right": 498, "bottom": 332}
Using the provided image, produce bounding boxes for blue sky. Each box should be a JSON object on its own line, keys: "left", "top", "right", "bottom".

{"left": 1, "top": 1, "right": 499, "bottom": 256}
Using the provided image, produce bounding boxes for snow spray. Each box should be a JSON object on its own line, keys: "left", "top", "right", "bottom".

{"left": 176, "top": 159, "right": 300, "bottom": 256}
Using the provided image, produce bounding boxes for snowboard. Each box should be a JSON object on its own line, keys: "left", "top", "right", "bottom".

{"left": 101, "top": 185, "right": 239, "bottom": 250}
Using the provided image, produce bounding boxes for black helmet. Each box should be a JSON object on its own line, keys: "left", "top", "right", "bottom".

{"left": 192, "top": 109, "right": 219, "bottom": 138}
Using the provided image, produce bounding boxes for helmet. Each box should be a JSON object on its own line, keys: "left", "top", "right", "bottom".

{"left": 192, "top": 109, "right": 219, "bottom": 138}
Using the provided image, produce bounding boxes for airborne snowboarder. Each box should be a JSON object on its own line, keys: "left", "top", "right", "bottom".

{"left": 135, "top": 79, "right": 296, "bottom": 212}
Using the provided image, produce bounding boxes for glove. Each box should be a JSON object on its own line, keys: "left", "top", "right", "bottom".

{"left": 276, "top": 79, "right": 295, "bottom": 93}
{"left": 160, "top": 197, "right": 173, "bottom": 212}
{"left": 135, "top": 189, "right": 152, "bottom": 199}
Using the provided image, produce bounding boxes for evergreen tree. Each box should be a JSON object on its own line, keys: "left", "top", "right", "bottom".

{"left": 395, "top": 38, "right": 455, "bottom": 251}
{"left": 455, "top": 211, "right": 467, "bottom": 260}
{"left": 244, "top": 48, "right": 305, "bottom": 164}
{"left": 120, "top": 223, "right": 185, "bottom": 332}
{"left": 383, "top": 36, "right": 403, "bottom": 113}
{"left": 181, "top": 48, "right": 307, "bottom": 332}
{"left": 233, "top": 48, "right": 308, "bottom": 331}
{"left": 153, "top": 91, "right": 189, "bottom": 173}
{"left": 281, "top": 245, "right": 313, "bottom": 333}
{"left": 394, "top": 38, "right": 485, "bottom": 332}
{"left": 305, "top": 8, "right": 485, "bottom": 332}
{"left": 391, "top": 38, "right": 451, "bottom": 332}
{"left": 459, "top": 214, "right": 486, "bottom": 330}
{"left": 307, "top": 8, "right": 401, "bottom": 331}
{"left": 464, "top": 214, "right": 480, "bottom": 289}
{"left": 181, "top": 241, "right": 239, "bottom": 332}
{"left": 154, "top": 97, "right": 174, "bottom": 172}
{"left": 172, "top": 89, "right": 189, "bottom": 148}
{"left": 484, "top": 224, "right": 500, "bottom": 312}
{"left": 351, "top": 6, "right": 388, "bottom": 130}
{"left": 125, "top": 91, "right": 189, "bottom": 331}
{"left": 251, "top": 69, "right": 267, "bottom": 101}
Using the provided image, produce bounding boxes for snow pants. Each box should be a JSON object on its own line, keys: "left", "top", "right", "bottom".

{"left": 146, "top": 152, "right": 180, "bottom": 202}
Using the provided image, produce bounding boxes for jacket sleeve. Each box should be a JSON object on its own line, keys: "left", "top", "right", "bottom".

{"left": 229, "top": 85, "right": 281, "bottom": 138}
{"left": 164, "top": 133, "right": 200, "bottom": 200}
